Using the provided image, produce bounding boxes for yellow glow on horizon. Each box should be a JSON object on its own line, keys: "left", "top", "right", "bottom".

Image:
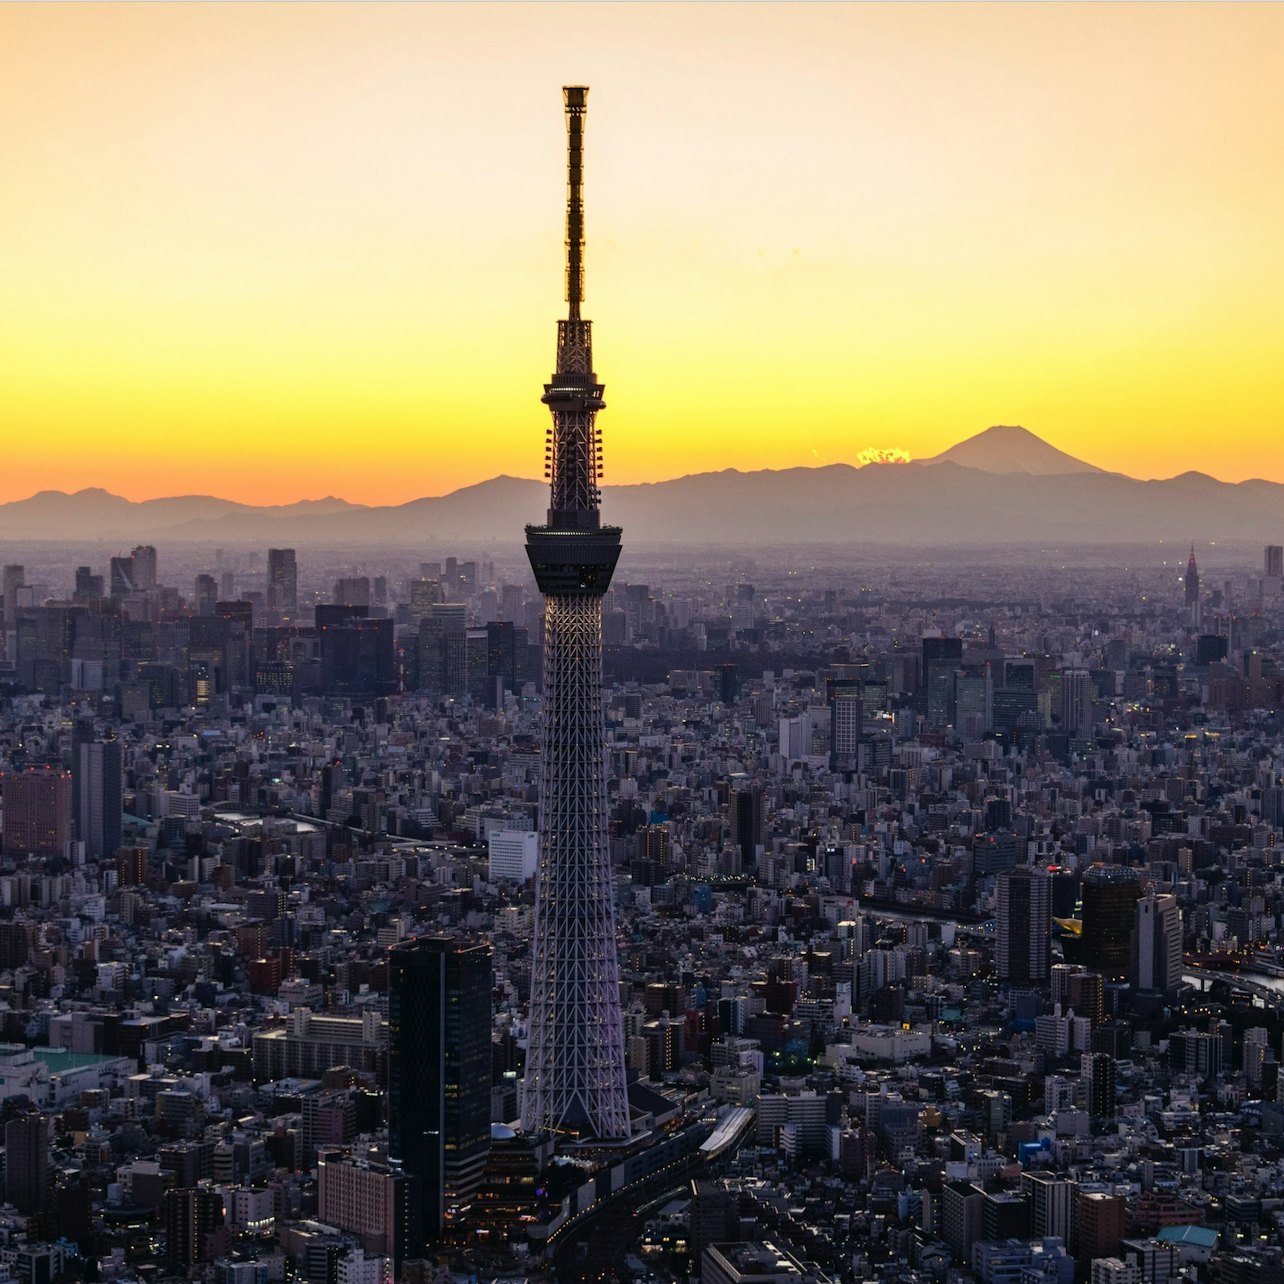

{"left": 1, "top": 3, "right": 1282, "bottom": 505}
{"left": 857, "top": 448, "right": 913, "bottom": 467}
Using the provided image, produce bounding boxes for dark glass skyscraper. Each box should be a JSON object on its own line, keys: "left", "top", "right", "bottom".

{"left": 267, "top": 547, "right": 298, "bottom": 623}
{"left": 388, "top": 936, "right": 492, "bottom": 1244}
{"left": 522, "top": 86, "right": 631, "bottom": 1141}
{"left": 1081, "top": 864, "right": 1142, "bottom": 980}
{"left": 74, "top": 736, "right": 122, "bottom": 860}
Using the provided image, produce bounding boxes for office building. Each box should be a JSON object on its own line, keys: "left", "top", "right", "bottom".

{"left": 389, "top": 936, "right": 492, "bottom": 1243}
{"left": 1133, "top": 892, "right": 1182, "bottom": 996}
{"left": 4, "top": 1113, "right": 51, "bottom": 1215}
{"left": 996, "top": 866, "right": 1050, "bottom": 984}
{"left": 1081, "top": 865, "right": 1143, "bottom": 981}
{"left": 1184, "top": 546, "right": 1200, "bottom": 625}
{"left": 268, "top": 548, "right": 298, "bottom": 622}
{"left": 923, "top": 635, "right": 963, "bottom": 727}
{"left": 418, "top": 604, "right": 467, "bottom": 698}
{"left": 75, "top": 737, "right": 123, "bottom": 860}
{"left": 0, "top": 765, "right": 72, "bottom": 857}
{"left": 488, "top": 830, "right": 538, "bottom": 882}
{"left": 828, "top": 679, "right": 862, "bottom": 770}
{"left": 1059, "top": 667, "right": 1093, "bottom": 740}
{"left": 1023, "top": 1171, "right": 1074, "bottom": 1243}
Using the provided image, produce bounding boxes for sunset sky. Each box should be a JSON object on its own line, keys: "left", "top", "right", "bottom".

{"left": 1, "top": 3, "right": 1282, "bottom": 505}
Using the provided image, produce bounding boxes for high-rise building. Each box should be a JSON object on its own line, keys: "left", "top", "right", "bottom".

{"left": 996, "top": 866, "right": 1050, "bottom": 984}
{"left": 1184, "top": 545, "right": 1200, "bottom": 610}
{"left": 922, "top": 635, "right": 963, "bottom": 727}
{"left": 1075, "top": 1190, "right": 1125, "bottom": 1267}
{"left": 1058, "top": 667, "right": 1093, "bottom": 740}
{"left": 73, "top": 566, "right": 104, "bottom": 602}
{"left": 334, "top": 577, "right": 371, "bottom": 609}
{"left": 488, "top": 830, "right": 539, "bottom": 883}
{"left": 317, "top": 606, "right": 396, "bottom": 698}
{"left": 1022, "top": 1171, "right": 1073, "bottom": 1243}
{"left": 161, "top": 1185, "right": 224, "bottom": 1268}
{"left": 194, "top": 574, "right": 218, "bottom": 617}
{"left": 954, "top": 668, "right": 993, "bottom": 737}
{"left": 408, "top": 579, "right": 439, "bottom": 627}
{"left": 268, "top": 548, "right": 298, "bottom": 622}
{"left": 109, "top": 555, "right": 135, "bottom": 599}
{"left": 1082, "top": 1051, "right": 1117, "bottom": 1119}
{"left": 388, "top": 936, "right": 492, "bottom": 1243}
{"left": 484, "top": 620, "right": 519, "bottom": 707}
{"left": 1080, "top": 865, "right": 1142, "bottom": 981}
{"left": 0, "top": 765, "right": 72, "bottom": 857}
{"left": 521, "top": 86, "right": 631, "bottom": 1142}
{"left": 1182, "top": 544, "right": 1203, "bottom": 627}
{"left": 418, "top": 604, "right": 467, "bottom": 698}
{"left": 828, "top": 679, "right": 862, "bottom": 770}
{"left": 730, "top": 786, "right": 764, "bottom": 873}
{"left": 4, "top": 1113, "right": 51, "bottom": 1215}
{"left": 1, "top": 564, "right": 23, "bottom": 629}
{"left": 1133, "top": 891, "right": 1182, "bottom": 996}
{"left": 131, "top": 544, "right": 158, "bottom": 591}
{"left": 317, "top": 1150, "right": 418, "bottom": 1269}
{"left": 1267, "top": 545, "right": 1284, "bottom": 579}
{"left": 75, "top": 738, "right": 123, "bottom": 859}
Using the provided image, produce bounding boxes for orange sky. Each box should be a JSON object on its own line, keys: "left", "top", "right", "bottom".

{"left": 1, "top": 3, "right": 1281, "bottom": 504}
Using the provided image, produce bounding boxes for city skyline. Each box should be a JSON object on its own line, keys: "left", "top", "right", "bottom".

{"left": 3, "top": 4, "right": 1283, "bottom": 504}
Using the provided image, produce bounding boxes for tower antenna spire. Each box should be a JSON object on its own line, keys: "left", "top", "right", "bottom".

{"left": 564, "top": 85, "right": 587, "bottom": 321}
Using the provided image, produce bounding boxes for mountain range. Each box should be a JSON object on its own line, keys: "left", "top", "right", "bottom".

{"left": 1, "top": 426, "right": 1278, "bottom": 547}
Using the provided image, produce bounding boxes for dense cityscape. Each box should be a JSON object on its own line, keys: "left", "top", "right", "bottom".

{"left": 4, "top": 522, "right": 1284, "bottom": 1284}
{"left": 3, "top": 57, "right": 1284, "bottom": 1284}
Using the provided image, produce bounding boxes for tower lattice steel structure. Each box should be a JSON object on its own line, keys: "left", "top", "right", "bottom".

{"left": 522, "top": 86, "right": 630, "bottom": 1141}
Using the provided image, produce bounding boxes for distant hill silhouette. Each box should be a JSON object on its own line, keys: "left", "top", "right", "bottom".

{"left": 1, "top": 429, "right": 1280, "bottom": 546}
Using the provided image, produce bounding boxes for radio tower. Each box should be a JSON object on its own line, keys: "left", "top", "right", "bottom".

{"left": 522, "top": 86, "right": 630, "bottom": 1141}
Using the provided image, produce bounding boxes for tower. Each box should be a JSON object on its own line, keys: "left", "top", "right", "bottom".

{"left": 388, "top": 937, "right": 492, "bottom": 1243}
{"left": 522, "top": 86, "right": 631, "bottom": 1141}
{"left": 1185, "top": 544, "right": 1200, "bottom": 624}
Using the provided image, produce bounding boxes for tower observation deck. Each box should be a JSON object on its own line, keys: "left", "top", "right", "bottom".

{"left": 521, "top": 87, "right": 630, "bottom": 1141}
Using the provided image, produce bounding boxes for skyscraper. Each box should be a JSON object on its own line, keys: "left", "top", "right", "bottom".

{"left": 1080, "top": 864, "right": 1142, "bottom": 981}
{"left": 521, "top": 86, "right": 631, "bottom": 1141}
{"left": 131, "top": 544, "right": 158, "bottom": 592}
{"left": 828, "top": 679, "right": 862, "bottom": 771}
{"left": 996, "top": 866, "right": 1050, "bottom": 984}
{"left": 418, "top": 603, "right": 467, "bottom": 698}
{"left": 388, "top": 936, "right": 492, "bottom": 1243}
{"left": 4, "top": 1113, "right": 51, "bottom": 1215}
{"left": 1058, "top": 667, "right": 1093, "bottom": 740}
{"left": 922, "top": 635, "right": 963, "bottom": 727}
{"left": 1185, "top": 545, "right": 1200, "bottom": 625}
{"left": 1133, "top": 891, "right": 1182, "bottom": 996}
{"left": 268, "top": 548, "right": 298, "bottom": 623}
{"left": 75, "top": 737, "right": 123, "bottom": 860}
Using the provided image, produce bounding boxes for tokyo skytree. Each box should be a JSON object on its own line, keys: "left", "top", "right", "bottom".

{"left": 521, "top": 86, "right": 630, "bottom": 1141}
